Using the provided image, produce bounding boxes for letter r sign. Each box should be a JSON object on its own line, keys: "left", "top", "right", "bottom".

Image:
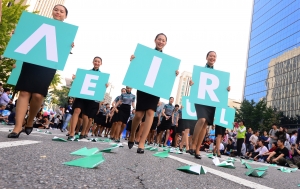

{"left": 189, "top": 65, "right": 230, "bottom": 108}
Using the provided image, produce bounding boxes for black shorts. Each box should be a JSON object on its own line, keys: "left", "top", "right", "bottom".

{"left": 101, "top": 115, "right": 107, "bottom": 126}
{"left": 95, "top": 113, "right": 104, "bottom": 125}
{"left": 151, "top": 117, "right": 159, "bottom": 131}
{"left": 111, "top": 111, "right": 119, "bottom": 123}
{"left": 118, "top": 104, "right": 131, "bottom": 124}
{"left": 176, "top": 119, "right": 185, "bottom": 133}
{"left": 215, "top": 125, "right": 226, "bottom": 136}
{"left": 72, "top": 98, "right": 99, "bottom": 118}
{"left": 194, "top": 104, "right": 215, "bottom": 125}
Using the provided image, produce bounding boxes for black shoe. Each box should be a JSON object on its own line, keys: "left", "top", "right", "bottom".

{"left": 135, "top": 141, "right": 139, "bottom": 145}
{"left": 8, "top": 130, "right": 22, "bottom": 138}
{"left": 137, "top": 148, "right": 144, "bottom": 154}
{"left": 66, "top": 133, "right": 70, "bottom": 136}
{"left": 67, "top": 136, "right": 74, "bottom": 141}
{"left": 128, "top": 141, "right": 134, "bottom": 149}
{"left": 195, "top": 154, "right": 202, "bottom": 159}
{"left": 217, "top": 154, "right": 221, "bottom": 158}
{"left": 79, "top": 135, "right": 84, "bottom": 139}
{"left": 185, "top": 149, "right": 190, "bottom": 154}
{"left": 179, "top": 149, "right": 183, "bottom": 152}
{"left": 189, "top": 149, "right": 195, "bottom": 156}
{"left": 60, "top": 129, "right": 63, "bottom": 132}
{"left": 24, "top": 127, "right": 33, "bottom": 135}
{"left": 75, "top": 133, "right": 79, "bottom": 135}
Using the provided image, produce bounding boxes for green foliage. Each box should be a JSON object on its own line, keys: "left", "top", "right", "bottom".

{"left": 50, "top": 72, "right": 62, "bottom": 89}
{"left": 50, "top": 86, "right": 70, "bottom": 106}
{"left": 235, "top": 99, "right": 280, "bottom": 131}
{"left": 0, "top": 0, "right": 28, "bottom": 88}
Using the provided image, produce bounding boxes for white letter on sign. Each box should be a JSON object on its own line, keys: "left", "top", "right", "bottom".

{"left": 220, "top": 108, "right": 228, "bottom": 125}
{"left": 186, "top": 99, "right": 197, "bottom": 117}
{"left": 80, "top": 74, "right": 99, "bottom": 96}
{"left": 198, "top": 72, "right": 220, "bottom": 102}
{"left": 144, "top": 56, "right": 162, "bottom": 88}
{"left": 14, "top": 23, "right": 58, "bottom": 62}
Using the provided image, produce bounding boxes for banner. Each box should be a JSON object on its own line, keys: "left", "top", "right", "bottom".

{"left": 7, "top": 60, "right": 23, "bottom": 85}
{"left": 181, "top": 96, "right": 197, "bottom": 120}
{"left": 68, "top": 69, "right": 109, "bottom": 101}
{"left": 123, "top": 43, "right": 180, "bottom": 100}
{"left": 4, "top": 11, "right": 78, "bottom": 70}
{"left": 213, "top": 106, "right": 235, "bottom": 130}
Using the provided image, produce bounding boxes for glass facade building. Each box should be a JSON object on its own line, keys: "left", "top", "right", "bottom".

{"left": 244, "top": 0, "right": 300, "bottom": 117}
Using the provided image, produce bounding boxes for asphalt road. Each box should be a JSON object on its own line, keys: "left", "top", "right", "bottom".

{"left": 0, "top": 124, "right": 299, "bottom": 189}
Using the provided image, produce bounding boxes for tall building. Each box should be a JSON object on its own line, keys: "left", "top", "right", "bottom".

{"left": 14, "top": 0, "right": 66, "bottom": 17}
{"left": 104, "top": 93, "right": 112, "bottom": 105}
{"left": 175, "top": 71, "right": 192, "bottom": 105}
{"left": 243, "top": 1, "right": 300, "bottom": 117}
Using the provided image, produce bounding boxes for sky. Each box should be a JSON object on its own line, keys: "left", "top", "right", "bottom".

{"left": 62, "top": 0, "right": 253, "bottom": 104}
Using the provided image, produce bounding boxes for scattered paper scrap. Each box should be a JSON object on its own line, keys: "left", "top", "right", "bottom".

{"left": 40, "top": 155, "right": 47, "bottom": 158}
{"left": 277, "top": 167, "right": 298, "bottom": 173}
{"left": 45, "top": 131, "right": 52, "bottom": 134}
{"left": 70, "top": 147, "right": 99, "bottom": 156}
{"left": 110, "top": 143, "right": 124, "bottom": 148}
{"left": 144, "top": 146, "right": 152, "bottom": 150}
{"left": 254, "top": 166, "right": 269, "bottom": 171}
{"left": 153, "top": 151, "right": 169, "bottom": 158}
{"left": 177, "top": 165, "right": 207, "bottom": 175}
{"left": 244, "top": 163, "right": 252, "bottom": 169}
{"left": 52, "top": 136, "right": 67, "bottom": 142}
{"left": 245, "top": 169, "right": 266, "bottom": 177}
{"left": 268, "top": 164, "right": 277, "bottom": 167}
{"left": 213, "top": 158, "right": 235, "bottom": 169}
{"left": 100, "top": 146, "right": 118, "bottom": 153}
{"left": 63, "top": 153, "right": 105, "bottom": 168}
{"left": 206, "top": 154, "right": 214, "bottom": 158}
{"left": 149, "top": 147, "right": 159, "bottom": 151}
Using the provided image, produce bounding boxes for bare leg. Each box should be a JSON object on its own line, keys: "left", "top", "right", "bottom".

{"left": 110, "top": 122, "right": 117, "bottom": 138}
{"left": 138, "top": 110, "right": 155, "bottom": 149}
{"left": 80, "top": 114, "right": 89, "bottom": 136}
{"left": 164, "top": 129, "right": 170, "bottom": 146}
{"left": 136, "top": 122, "right": 144, "bottom": 142}
{"left": 69, "top": 108, "right": 81, "bottom": 136}
{"left": 114, "top": 121, "right": 122, "bottom": 140}
{"left": 215, "top": 135, "right": 222, "bottom": 155}
{"left": 12, "top": 91, "right": 31, "bottom": 133}
{"left": 191, "top": 118, "right": 206, "bottom": 150}
{"left": 195, "top": 122, "right": 208, "bottom": 155}
{"left": 119, "top": 123, "right": 126, "bottom": 139}
{"left": 27, "top": 93, "right": 44, "bottom": 127}
{"left": 128, "top": 111, "right": 144, "bottom": 142}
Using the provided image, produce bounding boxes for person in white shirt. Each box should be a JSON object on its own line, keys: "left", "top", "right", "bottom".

{"left": 249, "top": 130, "right": 259, "bottom": 149}
{"left": 253, "top": 139, "right": 269, "bottom": 161}
{"left": 290, "top": 130, "right": 298, "bottom": 145}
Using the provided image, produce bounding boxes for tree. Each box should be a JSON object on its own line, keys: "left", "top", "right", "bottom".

{"left": 50, "top": 86, "right": 70, "bottom": 106}
{"left": 235, "top": 99, "right": 280, "bottom": 131}
{"left": 0, "top": 0, "right": 28, "bottom": 85}
{"left": 50, "top": 72, "right": 62, "bottom": 89}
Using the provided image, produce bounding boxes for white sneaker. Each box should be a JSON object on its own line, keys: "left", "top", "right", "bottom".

{"left": 170, "top": 147, "right": 176, "bottom": 153}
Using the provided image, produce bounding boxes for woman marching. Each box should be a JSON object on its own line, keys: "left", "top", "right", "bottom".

{"left": 189, "top": 51, "right": 230, "bottom": 159}
{"left": 128, "top": 33, "right": 179, "bottom": 153}
{"left": 8, "top": 4, "right": 74, "bottom": 138}
{"left": 147, "top": 102, "right": 161, "bottom": 144}
{"left": 61, "top": 97, "right": 74, "bottom": 132}
{"left": 67, "top": 56, "right": 109, "bottom": 140}
{"left": 92, "top": 101, "right": 106, "bottom": 136}
{"left": 113, "top": 86, "right": 136, "bottom": 142}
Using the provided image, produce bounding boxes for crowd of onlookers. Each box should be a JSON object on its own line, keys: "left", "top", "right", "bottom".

{"left": 202, "top": 123, "right": 300, "bottom": 168}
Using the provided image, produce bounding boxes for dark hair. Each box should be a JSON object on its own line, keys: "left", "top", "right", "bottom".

{"left": 155, "top": 33, "right": 167, "bottom": 41}
{"left": 272, "top": 142, "right": 277, "bottom": 147}
{"left": 54, "top": 4, "right": 68, "bottom": 16}
{"left": 0, "top": 83, "right": 2, "bottom": 86}
{"left": 272, "top": 123, "right": 277, "bottom": 126}
{"left": 292, "top": 130, "right": 298, "bottom": 134}
{"left": 206, "top": 51, "right": 216, "bottom": 58}
{"left": 239, "top": 120, "right": 245, "bottom": 125}
{"left": 228, "top": 138, "right": 233, "bottom": 142}
{"left": 278, "top": 138, "right": 285, "bottom": 144}
{"left": 93, "top": 56, "right": 102, "bottom": 62}
{"left": 175, "top": 104, "right": 179, "bottom": 108}
{"left": 169, "top": 97, "right": 174, "bottom": 100}
{"left": 121, "top": 88, "right": 126, "bottom": 91}
{"left": 4, "top": 88, "right": 10, "bottom": 92}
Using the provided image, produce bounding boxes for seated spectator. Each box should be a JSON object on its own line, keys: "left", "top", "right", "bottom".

{"left": 253, "top": 139, "right": 269, "bottom": 162}
{"left": 5, "top": 100, "right": 14, "bottom": 112}
{"left": 266, "top": 139, "right": 297, "bottom": 168}
{"left": 260, "top": 130, "right": 269, "bottom": 147}
{"left": 224, "top": 138, "right": 235, "bottom": 156}
{"left": 249, "top": 130, "right": 259, "bottom": 151}
{"left": 0, "top": 104, "right": 9, "bottom": 123}
{"left": 7, "top": 111, "right": 15, "bottom": 125}
{"left": 0, "top": 88, "right": 11, "bottom": 106}
{"left": 201, "top": 137, "right": 212, "bottom": 151}
{"left": 291, "top": 130, "right": 298, "bottom": 145}
{"left": 291, "top": 144, "right": 300, "bottom": 168}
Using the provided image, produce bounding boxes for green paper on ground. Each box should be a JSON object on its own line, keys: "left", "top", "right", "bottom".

{"left": 149, "top": 147, "right": 158, "bottom": 151}
{"left": 177, "top": 165, "right": 207, "bottom": 175}
{"left": 144, "top": 146, "right": 152, "bottom": 150}
{"left": 9, "top": 129, "right": 12, "bottom": 132}
{"left": 241, "top": 159, "right": 246, "bottom": 165}
{"left": 52, "top": 136, "right": 67, "bottom": 142}
{"left": 206, "top": 154, "right": 214, "bottom": 158}
{"left": 227, "top": 158, "right": 236, "bottom": 162}
{"left": 213, "top": 158, "right": 235, "bottom": 169}
{"left": 163, "top": 148, "right": 170, "bottom": 152}
{"left": 245, "top": 169, "right": 266, "bottom": 177}
{"left": 91, "top": 138, "right": 98, "bottom": 142}
{"left": 75, "top": 135, "right": 80, "bottom": 139}
{"left": 298, "top": 184, "right": 300, "bottom": 187}
{"left": 254, "top": 166, "right": 269, "bottom": 171}
{"left": 110, "top": 143, "right": 124, "bottom": 147}
{"left": 45, "top": 131, "right": 52, "bottom": 134}
{"left": 70, "top": 147, "right": 99, "bottom": 156}
{"left": 247, "top": 160, "right": 254, "bottom": 162}
{"left": 63, "top": 153, "right": 105, "bottom": 168}
{"left": 36, "top": 129, "right": 44, "bottom": 132}
{"left": 244, "top": 163, "right": 252, "bottom": 169}
{"left": 269, "top": 164, "right": 277, "bottom": 167}
{"left": 277, "top": 167, "right": 298, "bottom": 173}
{"left": 100, "top": 146, "right": 118, "bottom": 153}
{"left": 153, "top": 151, "right": 169, "bottom": 158}
{"left": 176, "top": 150, "right": 183, "bottom": 154}
{"left": 102, "top": 139, "right": 111, "bottom": 143}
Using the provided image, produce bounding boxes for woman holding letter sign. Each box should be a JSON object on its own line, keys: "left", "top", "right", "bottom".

{"left": 8, "top": 5, "right": 74, "bottom": 138}
{"left": 68, "top": 56, "right": 109, "bottom": 140}
{"left": 128, "top": 33, "right": 179, "bottom": 154}
{"left": 189, "top": 51, "right": 230, "bottom": 159}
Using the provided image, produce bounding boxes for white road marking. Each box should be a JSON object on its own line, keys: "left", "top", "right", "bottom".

{"left": 0, "top": 140, "right": 41, "bottom": 149}
{"left": 122, "top": 142, "right": 273, "bottom": 189}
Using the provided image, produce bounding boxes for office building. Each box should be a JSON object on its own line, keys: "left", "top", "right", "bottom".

{"left": 14, "top": 0, "right": 66, "bottom": 18}
{"left": 175, "top": 71, "right": 192, "bottom": 105}
{"left": 244, "top": 1, "right": 300, "bottom": 117}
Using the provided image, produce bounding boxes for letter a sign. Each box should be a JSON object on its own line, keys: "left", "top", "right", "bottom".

{"left": 4, "top": 11, "right": 78, "bottom": 70}
{"left": 189, "top": 65, "right": 230, "bottom": 108}
{"left": 122, "top": 43, "right": 181, "bottom": 99}
{"left": 68, "top": 69, "right": 110, "bottom": 101}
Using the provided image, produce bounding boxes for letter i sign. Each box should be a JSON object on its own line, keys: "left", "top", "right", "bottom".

{"left": 3, "top": 11, "right": 78, "bottom": 70}
{"left": 122, "top": 43, "right": 181, "bottom": 99}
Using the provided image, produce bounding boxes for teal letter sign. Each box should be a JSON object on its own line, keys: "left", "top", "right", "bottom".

{"left": 7, "top": 60, "right": 23, "bottom": 85}
{"left": 189, "top": 65, "right": 230, "bottom": 107}
{"left": 122, "top": 43, "right": 180, "bottom": 100}
{"left": 181, "top": 96, "right": 197, "bottom": 120}
{"left": 213, "top": 107, "right": 235, "bottom": 130}
{"left": 68, "top": 69, "right": 110, "bottom": 101}
{"left": 4, "top": 11, "right": 78, "bottom": 70}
